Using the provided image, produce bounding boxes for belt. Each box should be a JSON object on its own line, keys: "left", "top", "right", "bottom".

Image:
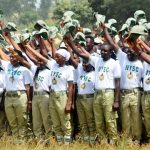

{"left": 6, "top": 91, "right": 25, "bottom": 97}
{"left": 121, "top": 88, "right": 140, "bottom": 94}
{"left": 51, "top": 90, "right": 66, "bottom": 94}
{"left": 34, "top": 91, "right": 49, "bottom": 95}
{"left": 144, "top": 91, "right": 150, "bottom": 95}
{"left": 78, "top": 94, "right": 94, "bottom": 99}
{"left": 96, "top": 89, "right": 114, "bottom": 94}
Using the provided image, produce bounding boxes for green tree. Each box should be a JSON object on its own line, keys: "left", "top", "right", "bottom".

{"left": 53, "top": 0, "right": 93, "bottom": 27}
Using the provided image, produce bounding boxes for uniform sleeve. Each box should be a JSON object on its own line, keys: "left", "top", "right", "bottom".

{"left": 23, "top": 69, "right": 33, "bottom": 85}
{"left": 116, "top": 48, "right": 126, "bottom": 64}
{"left": 89, "top": 55, "right": 98, "bottom": 67}
{"left": 113, "top": 60, "right": 121, "bottom": 78}
{"left": 30, "top": 64, "right": 37, "bottom": 77}
{"left": 67, "top": 67, "right": 74, "bottom": 82}
{"left": 46, "top": 59, "right": 55, "bottom": 70}
{"left": 74, "top": 69, "right": 78, "bottom": 84}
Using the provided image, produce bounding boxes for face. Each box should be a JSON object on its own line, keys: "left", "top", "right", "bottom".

{"left": 127, "top": 48, "right": 138, "bottom": 61}
{"left": 55, "top": 53, "right": 66, "bottom": 65}
{"left": 85, "top": 38, "right": 94, "bottom": 52}
{"left": 100, "top": 44, "right": 112, "bottom": 61}
{"left": 82, "top": 61, "right": 93, "bottom": 72}
{"left": 10, "top": 55, "right": 19, "bottom": 66}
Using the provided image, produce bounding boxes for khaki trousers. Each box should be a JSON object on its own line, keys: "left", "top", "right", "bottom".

{"left": 49, "top": 91, "right": 71, "bottom": 138}
{"left": 142, "top": 93, "right": 150, "bottom": 138}
{"left": 32, "top": 93, "right": 52, "bottom": 138}
{"left": 93, "top": 90, "right": 118, "bottom": 140}
{"left": 5, "top": 92, "right": 28, "bottom": 139}
{"left": 76, "top": 95, "right": 96, "bottom": 139}
{"left": 120, "top": 89, "right": 141, "bottom": 140}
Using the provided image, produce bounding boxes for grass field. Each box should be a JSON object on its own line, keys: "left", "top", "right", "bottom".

{"left": 0, "top": 135, "right": 150, "bottom": 150}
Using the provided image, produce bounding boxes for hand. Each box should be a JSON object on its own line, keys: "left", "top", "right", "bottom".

{"left": 65, "top": 101, "right": 72, "bottom": 114}
{"left": 99, "top": 22, "right": 106, "bottom": 30}
{"left": 112, "top": 101, "right": 119, "bottom": 111}
{"left": 0, "top": 21, "right": 4, "bottom": 28}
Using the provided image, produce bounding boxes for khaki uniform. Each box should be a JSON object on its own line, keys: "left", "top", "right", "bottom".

{"left": 93, "top": 90, "right": 118, "bottom": 141}
{"left": 76, "top": 94, "right": 96, "bottom": 141}
{"left": 120, "top": 89, "right": 142, "bottom": 141}
{"left": 32, "top": 91, "right": 52, "bottom": 139}
{"left": 0, "top": 92, "right": 7, "bottom": 137}
{"left": 142, "top": 92, "right": 150, "bottom": 138}
{"left": 5, "top": 91, "right": 28, "bottom": 139}
{"left": 49, "top": 91, "right": 71, "bottom": 142}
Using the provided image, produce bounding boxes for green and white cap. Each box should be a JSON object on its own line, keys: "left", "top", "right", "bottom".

{"left": 3, "top": 22, "right": 17, "bottom": 32}
{"left": 34, "top": 20, "right": 48, "bottom": 31}
{"left": 62, "top": 11, "right": 75, "bottom": 23}
{"left": 20, "top": 33, "right": 31, "bottom": 43}
{"left": 130, "top": 25, "right": 148, "bottom": 35}
{"left": 125, "top": 17, "right": 136, "bottom": 28}
{"left": 134, "top": 10, "right": 146, "bottom": 21}
{"left": 36, "top": 28, "right": 49, "bottom": 40}
{"left": 73, "top": 32, "right": 85, "bottom": 44}
{"left": 48, "top": 26, "right": 58, "bottom": 38}
{"left": 83, "top": 28, "right": 92, "bottom": 35}
{"left": 108, "top": 19, "right": 117, "bottom": 26}
{"left": 138, "top": 18, "right": 147, "bottom": 25}
{"left": 94, "top": 12, "right": 106, "bottom": 27}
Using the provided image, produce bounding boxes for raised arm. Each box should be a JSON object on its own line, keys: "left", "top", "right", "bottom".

{"left": 23, "top": 43, "right": 49, "bottom": 64}
{"left": 0, "top": 48, "right": 10, "bottom": 61}
{"left": 101, "top": 23, "right": 120, "bottom": 52}
{"left": 64, "top": 34, "right": 90, "bottom": 61}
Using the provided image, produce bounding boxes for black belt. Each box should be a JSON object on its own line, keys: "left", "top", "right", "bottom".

{"left": 78, "top": 94, "right": 94, "bottom": 99}
{"left": 6, "top": 91, "right": 25, "bottom": 97}
{"left": 144, "top": 91, "right": 150, "bottom": 95}
{"left": 34, "top": 91, "right": 49, "bottom": 95}
{"left": 121, "top": 88, "right": 140, "bottom": 94}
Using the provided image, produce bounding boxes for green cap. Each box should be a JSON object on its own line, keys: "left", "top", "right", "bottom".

{"left": 61, "top": 21, "right": 76, "bottom": 36}
{"left": 48, "top": 26, "right": 58, "bottom": 38}
{"left": 20, "top": 33, "right": 31, "bottom": 43}
{"left": 134, "top": 10, "right": 146, "bottom": 21}
{"left": 37, "top": 28, "right": 49, "bottom": 40}
{"left": 79, "top": 41, "right": 86, "bottom": 47}
{"left": 145, "top": 23, "right": 150, "bottom": 33}
{"left": 125, "top": 18, "right": 136, "bottom": 28}
{"left": 104, "top": 23, "right": 117, "bottom": 36}
{"left": 130, "top": 25, "right": 148, "bottom": 35}
{"left": 11, "top": 33, "right": 21, "bottom": 44}
{"left": 62, "top": 16, "right": 72, "bottom": 24}
{"left": 118, "top": 24, "right": 129, "bottom": 37}
{"left": 108, "top": 19, "right": 117, "bottom": 26}
{"left": 111, "top": 26, "right": 118, "bottom": 36}
{"left": 72, "top": 19, "right": 80, "bottom": 27}
{"left": 73, "top": 32, "right": 85, "bottom": 44}
{"left": 62, "top": 11, "right": 74, "bottom": 23}
{"left": 119, "top": 24, "right": 128, "bottom": 32}
{"left": 63, "top": 11, "right": 74, "bottom": 18}
{"left": 34, "top": 20, "right": 48, "bottom": 31}
{"left": 94, "top": 12, "right": 105, "bottom": 27}
{"left": 3, "top": 22, "right": 17, "bottom": 32}
{"left": 83, "top": 28, "right": 92, "bottom": 35}
{"left": 138, "top": 18, "right": 147, "bottom": 25}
